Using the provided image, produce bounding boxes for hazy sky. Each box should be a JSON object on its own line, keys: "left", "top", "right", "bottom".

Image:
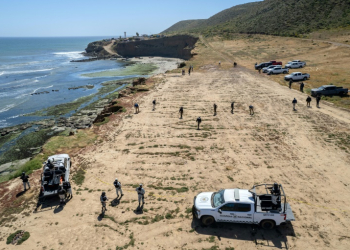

{"left": 0, "top": 0, "right": 259, "bottom": 37}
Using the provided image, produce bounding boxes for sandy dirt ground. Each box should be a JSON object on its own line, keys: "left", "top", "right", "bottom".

{"left": 1, "top": 64, "right": 350, "bottom": 250}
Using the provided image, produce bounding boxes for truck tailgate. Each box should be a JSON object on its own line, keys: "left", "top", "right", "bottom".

{"left": 285, "top": 203, "right": 295, "bottom": 221}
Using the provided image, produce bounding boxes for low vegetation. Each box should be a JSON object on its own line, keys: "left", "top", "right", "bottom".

{"left": 162, "top": 0, "right": 350, "bottom": 37}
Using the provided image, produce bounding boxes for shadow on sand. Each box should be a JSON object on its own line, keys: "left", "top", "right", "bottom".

{"left": 191, "top": 217, "right": 295, "bottom": 249}
{"left": 34, "top": 195, "right": 72, "bottom": 214}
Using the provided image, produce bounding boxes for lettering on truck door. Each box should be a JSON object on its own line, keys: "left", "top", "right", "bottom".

{"left": 217, "top": 203, "right": 254, "bottom": 223}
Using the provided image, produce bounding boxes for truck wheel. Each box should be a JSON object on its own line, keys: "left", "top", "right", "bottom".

{"left": 303, "top": 77, "right": 307, "bottom": 80}
{"left": 260, "top": 220, "right": 275, "bottom": 229}
{"left": 299, "top": 66, "right": 302, "bottom": 68}
{"left": 283, "top": 71, "right": 287, "bottom": 74}
{"left": 201, "top": 216, "right": 215, "bottom": 226}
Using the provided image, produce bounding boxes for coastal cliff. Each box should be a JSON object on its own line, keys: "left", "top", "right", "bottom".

{"left": 83, "top": 40, "right": 112, "bottom": 57}
{"left": 115, "top": 35, "right": 198, "bottom": 60}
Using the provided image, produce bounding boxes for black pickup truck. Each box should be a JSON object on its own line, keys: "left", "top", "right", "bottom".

{"left": 311, "top": 85, "right": 349, "bottom": 96}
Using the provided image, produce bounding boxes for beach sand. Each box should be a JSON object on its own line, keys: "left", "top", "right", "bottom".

{"left": 1, "top": 63, "right": 350, "bottom": 249}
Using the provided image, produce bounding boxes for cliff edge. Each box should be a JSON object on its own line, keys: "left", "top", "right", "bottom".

{"left": 115, "top": 35, "right": 198, "bottom": 60}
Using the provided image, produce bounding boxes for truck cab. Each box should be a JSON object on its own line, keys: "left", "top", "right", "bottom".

{"left": 193, "top": 183, "right": 295, "bottom": 229}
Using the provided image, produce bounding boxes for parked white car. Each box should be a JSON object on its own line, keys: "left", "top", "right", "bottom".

{"left": 262, "top": 65, "right": 279, "bottom": 73}
{"left": 286, "top": 60, "right": 306, "bottom": 68}
{"left": 193, "top": 183, "right": 295, "bottom": 229}
{"left": 266, "top": 66, "right": 289, "bottom": 75}
{"left": 284, "top": 72, "right": 310, "bottom": 81}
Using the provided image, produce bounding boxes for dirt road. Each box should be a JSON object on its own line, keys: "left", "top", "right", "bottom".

{"left": 103, "top": 40, "right": 117, "bottom": 55}
{"left": 1, "top": 66, "right": 350, "bottom": 250}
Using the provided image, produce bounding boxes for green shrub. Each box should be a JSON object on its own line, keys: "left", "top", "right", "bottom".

{"left": 6, "top": 230, "right": 30, "bottom": 245}
{"left": 9, "top": 158, "right": 42, "bottom": 180}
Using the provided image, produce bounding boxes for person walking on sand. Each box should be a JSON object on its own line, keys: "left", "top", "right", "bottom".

{"left": 136, "top": 184, "right": 145, "bottom": 206}
{"left": 316, "top": 95, "right": 321, "bottom": 108}
{"left": 289, "top": 80, "right": 292, "bottom": 89}
{"left": 196, "top": 117, "right": 202, "bottom": 130}
{"left": 114, "top": 178, "right": 123, "bottom": 197}
{"left": 213, "top": 103, "right": 217, "bottom": 116}
{"left": 100, "top": 192, "right": 108, "bottom": 213}
{"left": 188, "top": 67, "right": 191, "bottom": 75}
{"left": 249, "top": 105, "right": 254, "bottom": 115}
{"left": 219, "top": 61, "right": 221, "bottom": 66}
{"left": 20, "top": 172, "right": 30, "bottom": 191}
{"left": 306, "top": 96, "right": 312, "bottom": 107}
{"left": 231, "top": 101, "right": 235, "bottom": 114}
{"left": 179, "top": 107, "right": 184, "bottom": 119}
{"left": 134, "top": 103, "right": 139, "bottom": 114}
{"left": 152, "top": 99, "right": 156, "bottom": 111}
{"left": 292, "top": 98, "right": 298, "bottom": 111}
{"left": 300, "top": 82, "right": 305, "bottom": 92}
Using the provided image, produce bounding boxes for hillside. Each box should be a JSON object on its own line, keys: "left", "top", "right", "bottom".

{"left": 162, "top": 0, "right": 350, "bottom": 36}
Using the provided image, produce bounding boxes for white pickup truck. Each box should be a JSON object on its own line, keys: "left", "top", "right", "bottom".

{"left": 284, "top": 72, "right": 310, "bottom": 81}
{"left": 286, "top": 60, "right": 306, "bottom": 69}
{"left": 266, "top": 66, "right": 289, "bottom": 75}
{"left": 193, "top": 183, "right": 295, "bottom": 229}
{"left": 39, "top": 154, "right": 71, "bottom": 200}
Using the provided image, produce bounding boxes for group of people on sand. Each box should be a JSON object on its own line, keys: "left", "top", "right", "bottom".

{"left": 100, "top": 180, "right": 145, "bottom": 214}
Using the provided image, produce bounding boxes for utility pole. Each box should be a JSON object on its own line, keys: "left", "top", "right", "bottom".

{"left": 124, "top": 32, "right": 126, "bottom": 38}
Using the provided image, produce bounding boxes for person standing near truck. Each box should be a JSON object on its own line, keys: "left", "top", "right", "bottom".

{"left": 289, "top": 80, "right": 292, "bottom": 89}
{"left": 63, "top": 181, "right": 72, "bottom": 199}
{"left": 58, "top": 185, "right": 67, "bottom": 205}
{"left": 306, "top": 96, "right": 312, "bottom": 107}
{"left": 300, "top": 82, "right": 305, "bottom": 92}
{"left": 20, "top": 172, "right": 30, "bottom": 191}
{"left": 316, "top": 95, "right": 321, "bottom": 108}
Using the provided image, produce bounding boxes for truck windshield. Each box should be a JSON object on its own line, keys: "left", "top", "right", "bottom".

{"left": 317, "top": 87, "right": 324, "bottom": 90}
{"left": 212, "top": 190, "right": 225, "bottom": 207}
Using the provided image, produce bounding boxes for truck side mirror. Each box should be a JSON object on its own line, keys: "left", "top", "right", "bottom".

{"left": 218, "top": 209, "right": 222, "bottom": 214}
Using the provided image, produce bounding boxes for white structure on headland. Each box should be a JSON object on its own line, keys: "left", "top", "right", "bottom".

{"left": 124, "top": 32, "right": 126, "bottom": 38}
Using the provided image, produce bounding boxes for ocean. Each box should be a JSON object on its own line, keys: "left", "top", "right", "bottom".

{"left": 0, "top": 37, "right": 130, "bottom": 129}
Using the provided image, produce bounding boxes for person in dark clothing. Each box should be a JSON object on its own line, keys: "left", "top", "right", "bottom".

{"left": 306, "top": 96, "right": 312, "bottom": 107}
{"left": 316, "top": 95, "right": 321, "bottom": 108}
{"left": 231, "top": 102, "right": 235, "bottom": 114}
{"left": 182, "top": 69, "right": 185, "bottom": 75}
{"left": 100, "top": 192, "right": 108, "bottom": 213}
{"left": 292, "top": 98, "right": 298, "bottom": 111}
{"left": 47, "top": 159, "right": 54, "bottom": 170}
{"left": 152, "top": 99, "right": 156, "bottom": 111}
{"left": 179, "top": 107, "right": 183, "bottom": 119}
{"left": 134, "top": 103, "right": 139, "bottom": 114}
{"left": 188, "top": 67, "right": 191, "bottom": 75}
{"left": 58, "top": 186, "right": 67, "bottom": 205}
{"left": 63, "top": 181, "right": 72, "bottom": 199}
{"left": 213, "top": 103, "right": 217, "bottom": 116}
{"left": 20, "top": 172, "right": 30, "bottom": 191}
{"left": 300, "top": 82, "right": 305, "bottom": 92}
{"left": 196, "top": 117, "right": 202, "bottom": 130}
{"left": 233, "top": 62, "right": 237, "bottom": 67}
{"left": 289, "top": 80, "right": 293, "bottom": 89}
{"left": 249, "top": 105, "right": 254, "bottom": 115}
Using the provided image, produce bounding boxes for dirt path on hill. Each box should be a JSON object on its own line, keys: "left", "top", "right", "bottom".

{"left": 1, "top": 67, "right": 350, "bottom": 250}
{"left": 103, "top": 40, "right": 117, "bottom": 55}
